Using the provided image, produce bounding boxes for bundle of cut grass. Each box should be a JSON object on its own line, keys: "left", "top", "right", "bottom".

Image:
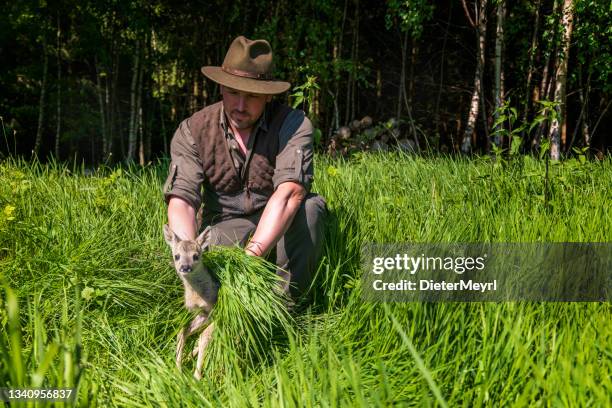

{"left": 200, "top": 247, "right": 295, "bottom": 380}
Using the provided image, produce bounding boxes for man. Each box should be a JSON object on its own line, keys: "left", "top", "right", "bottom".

{"left": 163, "top": 36, "right": 327, "bottom": 299}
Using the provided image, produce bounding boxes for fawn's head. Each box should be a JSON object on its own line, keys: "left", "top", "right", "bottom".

{"left": 163, "top": 224, "right": 211, "bottom": 275}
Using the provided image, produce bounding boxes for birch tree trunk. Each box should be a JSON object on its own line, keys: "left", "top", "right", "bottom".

{"left": 492, "top": 0, "right": 505, "bottom": 148}
{"left": 461, "top": 0, "right": 487, "bottom": 154}
{"left": 34, "top": 33, "right": 48, "bottom": 157}
{"left": 549, "top": 0, "right": 574, "bottom": 160}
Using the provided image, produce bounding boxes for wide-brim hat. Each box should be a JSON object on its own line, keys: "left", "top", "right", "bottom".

{"left": 201, "top": 36, "right": 290, "bottom": 95}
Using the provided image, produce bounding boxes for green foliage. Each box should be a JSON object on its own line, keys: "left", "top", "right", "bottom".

{"left": 253, "top": 0, "right": 346, "bottom": 95}
{"left": 0, "top": 282, "right": 95, "bottom": 405}
{"left": 291, "top": 76, "right": 323, "bottom": 147}
{"left": 492, "top": 100, "right": 525, "bottom": 155}
{"left": 386, "top": 0, "right": 434, "bottom": 39}
{"left": 573, "top": 0, "right": 612, "bottom": 92}
{"left": 541, "top": 1, "right": 563, "bottom": 61}
{"left": 2, "top": 1, "right": 609, "bottom": 160}
{"left": 291, "top": 75, "right": 320, "bottom": 115}
{"left": 529, "top": 100, "right": 560, "bottom": 135}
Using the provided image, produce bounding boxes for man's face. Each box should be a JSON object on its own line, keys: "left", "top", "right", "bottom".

{"left": 221, "top": 85, "right": 272, "bottom": 131}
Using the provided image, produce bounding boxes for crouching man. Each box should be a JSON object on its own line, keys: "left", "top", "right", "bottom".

{"left": 163, "top": 35, "right": 327, "bottom": 300}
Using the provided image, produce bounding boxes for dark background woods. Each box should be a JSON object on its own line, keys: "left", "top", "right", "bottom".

{"left": 0, "top": 0, "right": 610, "bottom": 164}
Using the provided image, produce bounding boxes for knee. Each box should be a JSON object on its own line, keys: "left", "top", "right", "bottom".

{"left": 303, "top": 194, "right": 327, "bottom": 226}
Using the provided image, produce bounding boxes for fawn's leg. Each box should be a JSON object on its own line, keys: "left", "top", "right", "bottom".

{"left": 194, "top": 322, "right": 215, "bottom": 380}
{"left": 176, "top": 314, "right": 209, "bottom": 369}
{"left": 176, "top": 327, "right": 188, "bottom": 369}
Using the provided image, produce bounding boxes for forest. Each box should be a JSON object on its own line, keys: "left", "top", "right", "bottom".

{"left": 1, "top": 0, "right": 610, "bottom": 164}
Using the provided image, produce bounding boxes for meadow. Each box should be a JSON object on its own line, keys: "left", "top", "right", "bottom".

{"left": 1, "top": 153, "right": 611, "bottom": 407}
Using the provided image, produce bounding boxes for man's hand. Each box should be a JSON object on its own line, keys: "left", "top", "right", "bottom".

{"left": 245, "top": 182, "right": 306, "bottom": 257}
{"left": 168, "top": 196, "right": 198, "bottom": 240}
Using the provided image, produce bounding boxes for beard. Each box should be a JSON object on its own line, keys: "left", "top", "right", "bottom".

{"left": 229, "top": 110, "right": 257, "bottom": 130}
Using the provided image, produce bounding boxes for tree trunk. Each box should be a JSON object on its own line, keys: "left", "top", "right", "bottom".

{"left": 127, "top": 41, "right": 141, "bottom": 161}
{"left": 570, "top": 68, "right": 590, "bottom": 151}
{"left": 549, "top": 0, "right": 574, "bottom": 160}
{"left": 435, "top": 4, "right": 452, "bottom": 142}
{"left": 103, "top": 62, "right": 111, "bottom": 159}
{"left": 138, "top": 105, "right": 144, "bottom": 165}
{"left": 345, "top": 0, "right": 359, "bottom": 123}
{"left": 402, "top": 86, "right": 420, "bottom": 151}
{"left": 54, "top": 13, "right": 61, "bottom": 160}
{"left": 408, "top": 37, "right": 417, "bottom": 108}
{"left": 34, "top": 32, "right": 48, "bottom": 157}
{"left": 396, "top": 29, "right": 408, "bottom": 122}
{"left": 333, "top": 0, "right": 348, "bottom": 129}
{"left": 192, "top": 72, "right": 200, "bottom": 113}
{"left": 106, "top": 42, "right": 119, "bottom": 162}
{"left": 94, "top": 55, "right": 107, "bottom": 164}
{"left": 590, "top": 99, "right": 611, "bottom": 147}
{"left": 352, "top": 0, "right": 359, "bottom": 120}
{"left": 402, "top": 37, "right": 420, "bottom": 149}
{"left": 580, "top": 71, "right": 591, "bottom": 148}
{"left": 113, "top": 51, "right": 121, "bottom": 161}
{"left": 521, "top": 0, "right": 541, "bottom": 136}
{"left": 492, "top": 0, "right": 505, "bottom": 148}
{"left": 136, "top": 46, "right": 145, "bottom": 166}
{"left": 160, "top": 99, "right": 168, "bottom": 156}
{"left": 461, "top": 0, "right": 487, "bottom": 154}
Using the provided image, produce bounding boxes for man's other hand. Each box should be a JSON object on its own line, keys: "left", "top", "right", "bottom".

{"left": 245, "top": 182, "right": 306, "bottom": 257}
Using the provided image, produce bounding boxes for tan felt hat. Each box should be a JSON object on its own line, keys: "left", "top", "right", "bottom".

{"left": 201, "top": 36, "right": 291, "bottom": 95}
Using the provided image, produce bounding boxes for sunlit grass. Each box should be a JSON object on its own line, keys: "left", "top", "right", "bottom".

{"left": 0, "top": 153, "right": 610, "bottom": 406}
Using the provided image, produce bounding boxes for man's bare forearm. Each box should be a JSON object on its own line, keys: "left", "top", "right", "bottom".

{"left": 246, "top": 182, "right": 306, "bottom": 257}
{"left": 168, "top": 196, "right": 198, "bottom": 240}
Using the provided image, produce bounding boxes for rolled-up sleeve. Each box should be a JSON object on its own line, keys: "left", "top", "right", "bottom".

{"left": 272, "top": 110, "right": 314, "bottom": 192}
{"left": 163, "top": 119, "right": 204, "bottom": 211}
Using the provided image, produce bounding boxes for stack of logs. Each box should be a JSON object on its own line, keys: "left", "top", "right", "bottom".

{"left": 326, "top": 116, "right": 417, "bottom": 157}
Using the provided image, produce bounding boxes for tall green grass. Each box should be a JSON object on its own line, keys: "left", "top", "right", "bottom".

{"left": 0, "top": 154, "right": 610, "bottom": 406}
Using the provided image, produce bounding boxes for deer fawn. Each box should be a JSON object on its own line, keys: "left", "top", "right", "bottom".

{"left": 163, "top": 224, "right": 218, "bottom": 380}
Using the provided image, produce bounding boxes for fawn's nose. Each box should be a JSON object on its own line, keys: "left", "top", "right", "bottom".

{"left": 179, "top": 265, "right": 192, "bottom": 273}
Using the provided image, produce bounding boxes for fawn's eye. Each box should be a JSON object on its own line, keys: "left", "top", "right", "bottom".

{"left": 174, "top": 254, "right": 180, "bottom": 261}
{"left": 193, "top": 254, "right": 199, "bottom": 261}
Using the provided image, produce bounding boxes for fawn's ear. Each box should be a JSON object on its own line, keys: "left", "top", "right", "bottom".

{"left": 196, "top": 226, "right": 212, "bottom": 251}
{"left": 163, "top": 224, "right": 179, "bottom": 247}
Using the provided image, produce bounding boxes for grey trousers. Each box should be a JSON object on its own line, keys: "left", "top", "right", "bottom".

{"left": 208, "top": 193, "right": 327, "bottom": 298}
